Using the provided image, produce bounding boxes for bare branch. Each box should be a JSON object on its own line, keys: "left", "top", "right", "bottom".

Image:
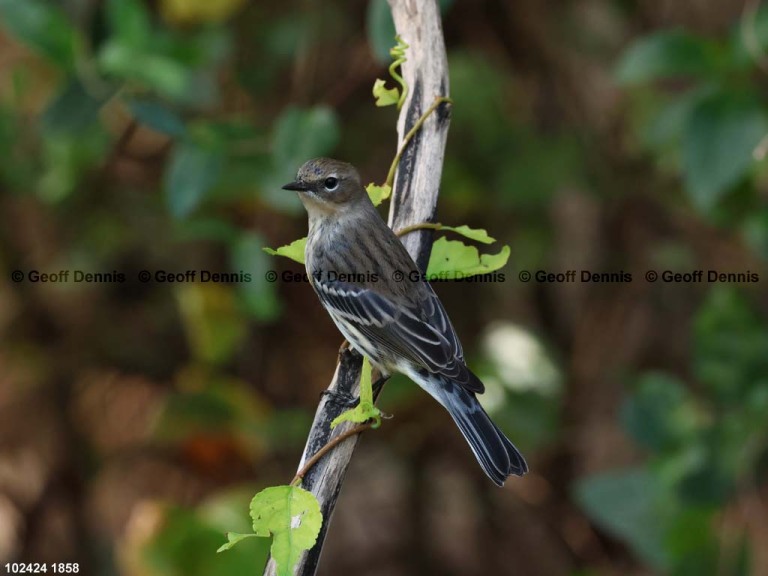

{"left": 387, "top": 0, "right": 451, "bottom": 267}
{"left": 263, "top": 1, "right": 450, "bottom": 574}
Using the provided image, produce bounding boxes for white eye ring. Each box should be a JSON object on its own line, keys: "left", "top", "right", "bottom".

{"left": 323, "top": 176, "right": 339, "bottom": 191}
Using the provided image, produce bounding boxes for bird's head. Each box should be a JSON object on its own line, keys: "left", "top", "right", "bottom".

{"left": 282, "top": 158, "right": 366, "bottom": 215}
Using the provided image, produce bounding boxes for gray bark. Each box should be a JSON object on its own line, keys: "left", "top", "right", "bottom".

{"left": 263, "top": 1, "right": 450, "bottom": 574}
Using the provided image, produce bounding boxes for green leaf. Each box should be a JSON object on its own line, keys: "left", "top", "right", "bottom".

{"left": 331, "top": 356, "right": 382, "bottom": 429}
{"left": 426, "top": 237, "right": 510, "bottom": 279}
{"left": 272, "top": 106, "right": 339, "bottom": 168}
{"left": 0, "top": 0, "right": 79, "bottom": 69}
{"left": 42, "top": 79, "right": 107, "bottom": 136}
{"left": 99, "top": 8, "right": 227, "bottom": 105}
{"left": 366, "top": 182, "right": 391, "bottom": 206}
{"left": 359, "top": 356, "right": 374, "bottom": 404}
{"left": 636, "top": 88, "right": 711, "bottom": 161}
{"left": 616, "top": 30, "right": 722, "bottom": 85}
{"left": 217, "top": 532, "right": 259, "bottom": 552}
{"left": 127, "top": 99, "right": 186, "bottom": 137}
{"left": 263, "top": 238, "right": 306, "bottom": 265}
{"left": 232, "top": 232, "right": 282, "bottom": 322}
{"left": 164, "top": 141, "right": 224, "bottom": 218}
{"left": 99, "top": 43, "right": 192, "bottom": 99}
{"left": 620, "top": 372, "right": 700, "bottom": 453}
{"left": 366, "top": 0, "right": 397, "bottom": 64}
{"left": 236, "top": 486, "right": 322, "bottom": 576}
{"left": 372, "top": 78, "right": 400, "bottom": 107}
{"left": 330, "top": 400, "right": 382, "bottom": 429}
{"left": 682, "top": 92, "right": 768, "bottom": 211}
{"left": 693, "top": 286, "right": 768, "bottom": 403}
{"left": 105, "top": 0, "right": 151, "bottom": 47}
{"left": 439, "top": 224, "right": 495, "bottom": 244}
{"left": 574, "top": 468, "right": 670, "bottom": 569}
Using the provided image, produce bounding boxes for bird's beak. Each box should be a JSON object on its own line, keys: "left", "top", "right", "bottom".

{"left": 282, "top": 181, "right": 309, "bottom": 192}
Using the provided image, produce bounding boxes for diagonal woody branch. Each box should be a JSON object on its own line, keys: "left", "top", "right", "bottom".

{"left": 262, "top": 1, "right": 450, "bottom": 574}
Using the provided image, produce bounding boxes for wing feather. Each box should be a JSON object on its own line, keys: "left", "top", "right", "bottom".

{"left": 313, "top": 278, "right": 483, "bottom": 393}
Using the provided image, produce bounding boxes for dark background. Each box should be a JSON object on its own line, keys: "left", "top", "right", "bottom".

{"left": 1, "top": 0, "right": 767, "bottom": 575}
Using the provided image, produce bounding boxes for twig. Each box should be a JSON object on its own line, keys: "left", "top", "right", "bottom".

{"left": 389, "top": 36, "right": 409, "bottom": 110}
{"left": 385, "top": 96, "right": 453, "bottom": 188}
{"left": 395, "top": 221, "right": 444, "bottom": 238}
{"left": 290, "top": 422, "right": 374, "bottom": 487}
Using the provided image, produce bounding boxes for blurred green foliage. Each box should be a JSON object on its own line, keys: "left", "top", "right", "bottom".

{"left": 617, "top": 11, "right": 768, "bottom": 247}
{"left": 0, "top": 2, "right": 337, "bottom": 571}
{"left": 577, "top": 288, "right": 768, "bottom": 575}
{"left": 140, "top": 490, "right": 271, "bottom": 576}
{"left": 570, "top": 11, "right": 768, "bottom": 575}
{"left": 1, "top": 1, "right": 767, "bottom": 575}
{"left": 0, "top": 0, "right": 343, "bottom": 325}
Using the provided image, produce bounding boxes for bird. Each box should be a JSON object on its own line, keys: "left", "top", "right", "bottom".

{"left": 282, "top": 158, "right": 528, "bottom": 486}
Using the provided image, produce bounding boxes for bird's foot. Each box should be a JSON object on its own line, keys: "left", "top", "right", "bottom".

{"left": 321, "top": 389, "right": 359, "bottom": 408}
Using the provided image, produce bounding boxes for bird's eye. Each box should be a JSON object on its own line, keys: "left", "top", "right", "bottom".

{"left": 324, "top": 177, "right": 339, "bottom": 191}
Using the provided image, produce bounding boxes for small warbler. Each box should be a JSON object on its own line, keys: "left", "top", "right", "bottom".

{"left": 283, "top": 158, "right": 527, "bottom": 485}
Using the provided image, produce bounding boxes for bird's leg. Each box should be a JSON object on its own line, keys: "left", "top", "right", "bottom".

{"left": 323, "top": 344, "right": 361, "bottom": 407}
{"left": 321, "top": 370, "right": 387, "bottom": 408}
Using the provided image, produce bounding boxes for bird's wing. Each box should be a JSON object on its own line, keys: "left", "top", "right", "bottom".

{"left": 313, "top": 278, "right": 483, "bottom": 393}
{"left": 420, "top": 281, "right": 465, "bottom": 362}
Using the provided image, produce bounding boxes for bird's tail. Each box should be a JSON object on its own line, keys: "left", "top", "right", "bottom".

{"left": 415, "top": 370, "right": 528, "bottom": 486}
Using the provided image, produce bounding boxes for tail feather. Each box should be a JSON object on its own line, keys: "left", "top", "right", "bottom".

{"left": 414, "top": 370, "right": 528, "bottom": 486}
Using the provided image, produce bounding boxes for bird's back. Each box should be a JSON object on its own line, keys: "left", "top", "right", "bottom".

{"left": 306, "top": 199, "right": 427, "bottom": 301}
